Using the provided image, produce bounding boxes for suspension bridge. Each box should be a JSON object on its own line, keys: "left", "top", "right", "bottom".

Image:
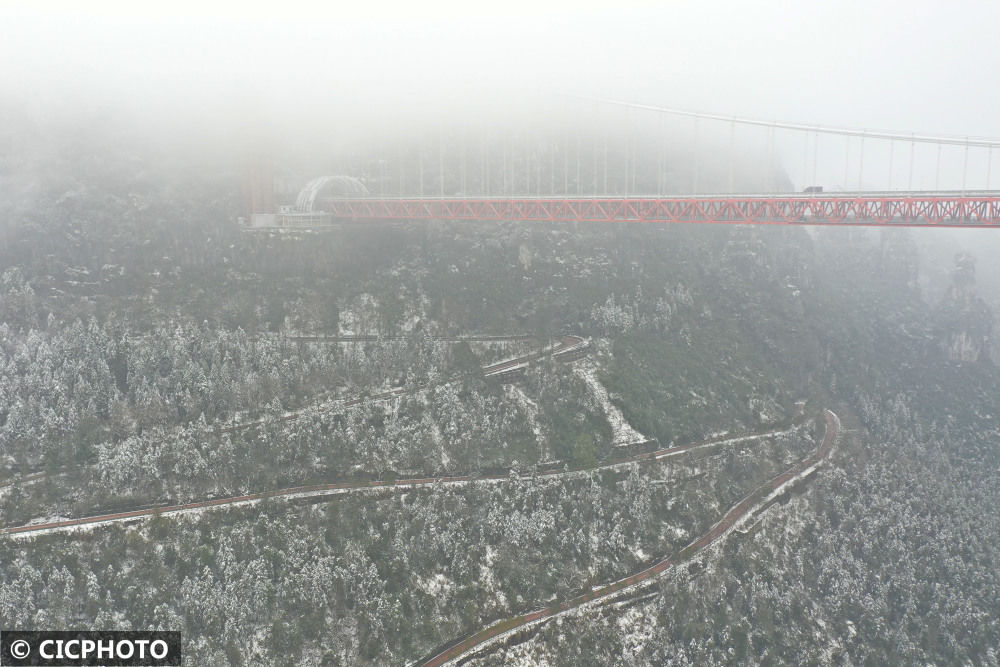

{"left": 244, "top": 97, "right": 1000, "bottom": 229}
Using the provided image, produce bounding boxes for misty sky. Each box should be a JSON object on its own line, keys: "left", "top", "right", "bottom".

{"left": 3, "top": 2, "right": 1000, "bottom": 192}
{"left": 4, "top": 2, "right": 999, "bottom": 134}
{"left": 5, "top": 2, "right": 1000, "bottom": 284}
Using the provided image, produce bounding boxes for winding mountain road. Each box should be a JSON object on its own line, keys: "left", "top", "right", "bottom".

{"left": 1, "top": 335, "right": 597, "bottom": 537}
{"left": 219, "top": 335, "right": 587, "bottom": 434}
{"left": 0, "top": 332, "right": 836, "bottom": 667}
{"left": 0, "top": 421, "right": 798, "bottom": 539}
{"left": 416, "top": 410, "right": 839, "bottom": 667}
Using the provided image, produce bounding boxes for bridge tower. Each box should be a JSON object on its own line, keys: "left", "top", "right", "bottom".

{"left": 242, "top": 155, "right": 276, "bottom": 226}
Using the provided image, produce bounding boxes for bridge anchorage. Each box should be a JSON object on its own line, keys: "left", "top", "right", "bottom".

{"left": 244, "top": 174, "right": 369, "bottom": 228}
{"left": 243, "top": 99, "right": 1000, "bottom": 229}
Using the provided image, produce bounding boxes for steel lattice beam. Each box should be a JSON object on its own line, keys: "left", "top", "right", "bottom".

{"left": 316, "top": 194, "right": 1000, "bottom": 228}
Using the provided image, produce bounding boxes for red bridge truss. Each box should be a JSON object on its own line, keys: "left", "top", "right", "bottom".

{"left": 317, "top": 193, "right": 1000, "bottom": 228}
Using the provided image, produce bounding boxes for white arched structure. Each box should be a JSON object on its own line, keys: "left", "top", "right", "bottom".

{"left": 296, "top": 175, "right": 369, "bottom": 212}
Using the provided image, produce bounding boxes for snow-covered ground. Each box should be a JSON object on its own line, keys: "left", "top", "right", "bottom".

{"left": 504, "top": 384, "right": 544, "bottom": 453}
{"left": 572, "top": 358, "right": 647, "bottom": 447}
{"left": 439, "top": 413, "right": 840, "bottom": 665}
{"left": 6, "top": 426, "right": 801, "bottom": 540}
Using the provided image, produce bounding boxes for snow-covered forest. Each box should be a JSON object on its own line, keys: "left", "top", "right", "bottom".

{"left": 1, "top": 111, "right": 1000, "bottom": 666}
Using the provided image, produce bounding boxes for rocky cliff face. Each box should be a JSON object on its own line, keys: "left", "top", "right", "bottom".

{"left": 937, "top": 253, "right": 993, "bottom": 363}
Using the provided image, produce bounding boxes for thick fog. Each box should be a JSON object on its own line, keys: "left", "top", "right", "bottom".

{"left": 4, "top": 7, "right": 1000, "bottom": 664}
{"left": 5, "top": 1, "right": 1000, "bottom": 281}
{"left": 5, "top": 2, "right": 1000, "bottom": 136}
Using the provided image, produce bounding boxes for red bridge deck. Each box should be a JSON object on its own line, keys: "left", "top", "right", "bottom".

{"left": 318, "top": 193, "right": 1000, "bottom": 228}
